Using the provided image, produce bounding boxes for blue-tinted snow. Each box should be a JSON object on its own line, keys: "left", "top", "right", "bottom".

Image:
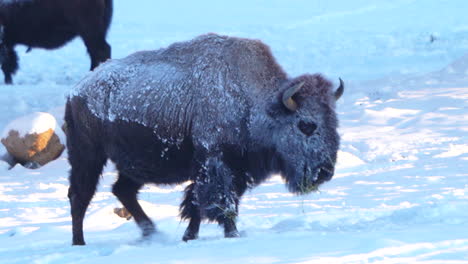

{"left": 0, "top": 0, "right": 467, "bottom": 263}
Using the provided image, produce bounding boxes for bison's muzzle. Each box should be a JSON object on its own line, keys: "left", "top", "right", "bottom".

{"left": 299, "top": 162, "right": 335, "bottom": 193}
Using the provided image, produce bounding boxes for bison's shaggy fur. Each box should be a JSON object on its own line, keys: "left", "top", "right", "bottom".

{"left": 66, "top": 34, "right": 343, "bottom": 245}
{"left": 0, "top": 0, "right": 113, "bottom": 84}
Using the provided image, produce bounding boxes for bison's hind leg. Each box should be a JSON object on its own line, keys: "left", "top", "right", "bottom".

{"left": 80, "top": 28, "right": 111, "bottom": 70}
{"left": 112, "top": 174, "right": 156, "bottom": 239}
{"left": 68, "top": 144, "right": 107, "bottom": 245}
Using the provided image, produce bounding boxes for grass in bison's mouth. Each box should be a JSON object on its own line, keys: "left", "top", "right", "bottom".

{"left": 299, "top": 182, "right": 320, "bottom": 193}
{"left": 298, "top": 173, "right": 320, "bottom": 194}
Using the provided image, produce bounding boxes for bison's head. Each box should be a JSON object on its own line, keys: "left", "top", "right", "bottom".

{"left": 252, "top": 74, "right": 343, "bottom": 194}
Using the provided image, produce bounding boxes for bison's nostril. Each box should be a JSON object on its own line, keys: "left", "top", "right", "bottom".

{"left": 298, "top": 121, "right": 317, "bottom": 136}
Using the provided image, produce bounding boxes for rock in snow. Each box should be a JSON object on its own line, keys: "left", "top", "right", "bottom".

{"left": 1, "top": 112, "right": 65, "bottom": 169}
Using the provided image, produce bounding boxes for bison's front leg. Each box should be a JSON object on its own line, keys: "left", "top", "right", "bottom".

{"left": 180, "top": 182, "right": 201, "bottom": 241}
{"left": 190, "top": 156, "right": 241, "bottom": 239}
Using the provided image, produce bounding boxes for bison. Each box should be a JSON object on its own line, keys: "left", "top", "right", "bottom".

{"left": 0, "top": 0, "right": 113, "bottom": 84}
{"left": 65, "top": 33, "right": 344, "bottom": 245}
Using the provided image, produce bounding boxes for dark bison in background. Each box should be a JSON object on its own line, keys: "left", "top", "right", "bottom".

{"left": 65, "top": 33, "right": 344, "bottom": 245}
{"left": 0, "top": 0, "right": 113, "bottom": 84}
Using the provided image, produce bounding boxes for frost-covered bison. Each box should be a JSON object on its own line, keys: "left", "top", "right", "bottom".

{"left": 0, "top": 0, "right": 113, "bottom": 84}
{"left": 65, "top": 33, "right": 344, "bottom": 245}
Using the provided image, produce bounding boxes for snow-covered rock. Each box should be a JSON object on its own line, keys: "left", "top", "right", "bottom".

{"left": 1, "top": 112, "right": 65, "bottom": 168}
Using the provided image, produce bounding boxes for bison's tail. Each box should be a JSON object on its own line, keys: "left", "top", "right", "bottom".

{"left": 63, "top": 100, "right": 73, "bottom": 148}
{"left": 103, "top": 0, "right": 113, "bottom": 36}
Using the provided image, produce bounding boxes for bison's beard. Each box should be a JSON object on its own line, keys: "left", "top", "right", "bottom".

{"left": 284, "top": 162, "right": 334, "bottom": 194}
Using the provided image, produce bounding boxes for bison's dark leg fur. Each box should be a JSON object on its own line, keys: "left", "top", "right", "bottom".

{"left": 0, "top": 45, "right": 18, "bottom": 84}
{"left": 112, "top": 175, "right": 156, "bottom": 238}
{"left": 180, "top": 183, "right": 201, "bottom": 241}
{"left": 80, "top": 30, "right": 111, "bottom": 70}
{"left": 193, "top": 156, "right": 241, "bottom": 239}
{"left": 75, "top": 1, "right": 112, "bottom": 71}
{"left": 183, "top": 214, "right": 201, "bottom": 242}
{"left": 68, "top": 152, "right": 106, "bottom": 246}
{"left": 87, "top": 38, "right": 111, "bottom": 70}
{"left": 222, "top": 217, "right": 240, "bottom": 238}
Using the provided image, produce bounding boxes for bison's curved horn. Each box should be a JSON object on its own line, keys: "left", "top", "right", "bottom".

{"left": 335, "top": 78, "right": 344, "bottom": 101}
{"left": 282, "top": 82, "right": 305, "bottom": 111}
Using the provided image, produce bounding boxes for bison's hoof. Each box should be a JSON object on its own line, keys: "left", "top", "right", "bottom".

{"left": 72, "top": 240, "right": 86, "bottom": 246}
{"left": 225, "top": 230, "right": 241, "bottom": 238}
{"left": 182, "top": 231, "right": 198, "bottom": 242}
{"left": 140, "top": 221, "right": 157, "bottom": 239}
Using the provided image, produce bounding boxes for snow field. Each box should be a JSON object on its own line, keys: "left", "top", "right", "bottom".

{"left": 0, "top": 0, "right": 467, "bottom": 263}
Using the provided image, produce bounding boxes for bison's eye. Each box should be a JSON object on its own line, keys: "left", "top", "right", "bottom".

{"left": 298, "top": 121, "right": 317, "bottom": 136}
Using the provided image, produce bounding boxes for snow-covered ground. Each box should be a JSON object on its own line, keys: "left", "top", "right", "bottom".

{"left": 1, "top": 0, "right": 467, "bottom": 263}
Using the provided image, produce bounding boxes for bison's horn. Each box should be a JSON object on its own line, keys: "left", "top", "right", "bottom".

{"left": 335, "top": 78, "right": 344, "bottom": 101}
{"left": 282, "top": 82, "right": 305, "bottom": 111}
